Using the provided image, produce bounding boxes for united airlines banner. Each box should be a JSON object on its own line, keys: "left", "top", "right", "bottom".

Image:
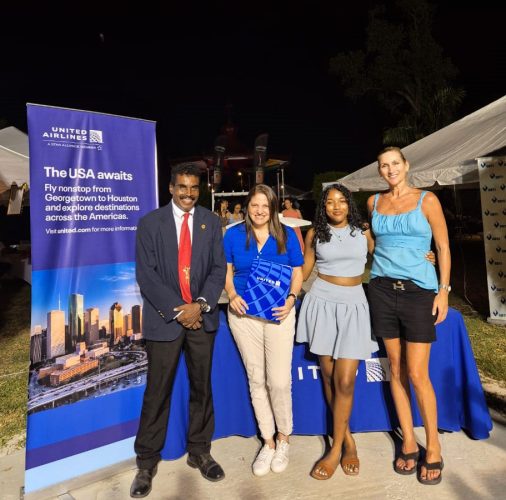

{"left": 477, "top": 156, "right": 506, "bottom": 325}
{"left": 26, "top": 105, "right": 157, "bottom": 495}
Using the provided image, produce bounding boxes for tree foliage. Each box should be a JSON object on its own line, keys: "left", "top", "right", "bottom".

{"left": 330, "top": 0, "right": 464, "bottom": 146}
{"left": 312, "top": 171, "right": 349, "bottom": 202}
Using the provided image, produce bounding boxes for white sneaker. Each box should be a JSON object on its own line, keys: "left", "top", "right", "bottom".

{"left": 271, "top": 440, "right": 290, "bottom": 473}
{"left": 252, "top": 444, "right": 275, "bottom": 477}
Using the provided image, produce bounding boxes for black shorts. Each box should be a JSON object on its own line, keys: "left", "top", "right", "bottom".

{"left": 368, "top": 277, "right": 437, "bottom": 343}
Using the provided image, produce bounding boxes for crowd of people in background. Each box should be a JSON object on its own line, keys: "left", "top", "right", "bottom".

{"left": 214, "top": 196, "right": 304, "bottom": 229}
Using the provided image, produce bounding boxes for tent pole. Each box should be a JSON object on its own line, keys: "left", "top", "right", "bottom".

{"left": 281, "top": 168, "right": 285, "bottom": 201}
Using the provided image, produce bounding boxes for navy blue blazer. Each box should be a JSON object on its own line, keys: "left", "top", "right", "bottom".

{"left": 135, "top": 202, "right": 226, "bottom": 341}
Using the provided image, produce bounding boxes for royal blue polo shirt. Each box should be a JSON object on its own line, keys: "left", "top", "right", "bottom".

{"left": 223, "top": 222, "right": 304, "bottom": 297}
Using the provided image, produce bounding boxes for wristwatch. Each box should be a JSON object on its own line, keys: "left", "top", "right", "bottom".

{"left": 195, "top": 297, "right": 211, "bottom": 313}
{"left": 438, "top": 284, "right": 451, "bottom": 292}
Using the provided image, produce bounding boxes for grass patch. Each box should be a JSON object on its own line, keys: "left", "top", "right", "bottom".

{"left": 0, "top": 277, "right": 30, "bottom": 449}
{"left": 450, "top": 294, "right": 506, "bottom": 384}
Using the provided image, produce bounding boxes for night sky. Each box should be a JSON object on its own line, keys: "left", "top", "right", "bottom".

{"left": 1, "top": 1, "right": 505, "bottom": 195}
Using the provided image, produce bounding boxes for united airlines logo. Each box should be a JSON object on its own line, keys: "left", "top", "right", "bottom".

{"left": 365, "top": 357, "right": 390, "bottom": 382}
{"left": 256, "top": 276, "right": 281, "bottom": 287}
{"left": 42, "top": 126, "right": 104, "bottom": 150}
{"left": 486, "top": 233, "right": 500, "bottom": 241}
{"left": 296, "top": 359, "right": 391, "bottom": 383}
{"left": 89, "top": 130, "right": 103, "bottom": 143}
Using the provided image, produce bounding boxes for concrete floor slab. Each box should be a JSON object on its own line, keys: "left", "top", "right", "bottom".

{"left": 5, "top": 418, "right": 505, "bottom": 500}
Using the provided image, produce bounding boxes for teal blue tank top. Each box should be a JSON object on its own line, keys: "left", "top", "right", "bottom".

{"left": 371, "top": 191, "right": 438, "bottom": 292}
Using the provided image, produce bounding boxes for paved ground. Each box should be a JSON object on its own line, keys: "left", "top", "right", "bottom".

{"left": 2, "top": 411, "right": 506, "bottom": 500}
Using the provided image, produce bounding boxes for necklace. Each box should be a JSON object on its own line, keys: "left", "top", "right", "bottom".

{"left": 329, "top": 224, "right": 349, "bottom": 242}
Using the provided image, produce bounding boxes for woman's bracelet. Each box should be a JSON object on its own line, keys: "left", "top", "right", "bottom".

{"left": 287, "top": 292, "right": 297, "bottom": 302}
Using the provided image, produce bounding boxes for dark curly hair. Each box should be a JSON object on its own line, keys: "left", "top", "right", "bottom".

{"left": 312, "top": 183, "right": 365, "bottom": 248}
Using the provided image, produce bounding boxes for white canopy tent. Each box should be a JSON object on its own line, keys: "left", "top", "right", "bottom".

{"left": 0, "top": 127, "right": 31, "bottom": 282}
{"left": 333, "top": 95, "right": 506, "bottom": 192}
{"left": 0, "top": 126, "right": 29, "bottom": 203}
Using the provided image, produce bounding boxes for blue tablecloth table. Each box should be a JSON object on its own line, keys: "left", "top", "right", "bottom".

{"left": 160, "top": 306, "right": 492, "bottom": 459}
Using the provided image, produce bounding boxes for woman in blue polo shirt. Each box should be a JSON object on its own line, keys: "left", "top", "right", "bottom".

{"left": 224, "top": 184, "right": 303, "bottom": 477}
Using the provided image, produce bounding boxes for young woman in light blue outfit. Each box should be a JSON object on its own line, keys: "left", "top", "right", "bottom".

{"left": 296, "top": 184, "right": 378, "bottom": 480}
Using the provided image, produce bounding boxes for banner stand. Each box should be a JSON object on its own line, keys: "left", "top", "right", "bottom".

{"left": 26, "top": 104, "right": 157, "bottom": 495}
{"left": 25, "top": 456, "right": 136, "bottom": 500}
{"left": 477, "top": 156, "right": 506, "bottom": 325}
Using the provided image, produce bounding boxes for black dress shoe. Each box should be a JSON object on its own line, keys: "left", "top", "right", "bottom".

{"left": 130, "top": 465, "right": 157, "bottom": 498}
{"left": 187, "top": 452, "right": 225, "bottom": 482}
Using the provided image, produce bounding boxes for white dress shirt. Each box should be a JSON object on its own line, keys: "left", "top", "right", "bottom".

{"left": 172, "top": 200, "right": 194, "bottom": 245}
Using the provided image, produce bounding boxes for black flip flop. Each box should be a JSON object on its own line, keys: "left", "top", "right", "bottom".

{"left": 418, "top": 457, "right": 444, "bottom": 485}
{"left": 394, "top": 449, "right": 420, "bottom": 475}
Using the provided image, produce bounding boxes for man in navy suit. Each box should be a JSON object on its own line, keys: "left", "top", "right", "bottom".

{"left": 130, "top": 163, "right": 227, "bottom": 498}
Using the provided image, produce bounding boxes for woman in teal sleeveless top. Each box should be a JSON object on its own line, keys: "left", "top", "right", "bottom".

{"left": 367, "top": 147, "right": 451, "bottom": 486}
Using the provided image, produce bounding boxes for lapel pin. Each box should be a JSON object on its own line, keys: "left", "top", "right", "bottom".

{"left": 201, "top": 224, "right": 206, "bottom": 230}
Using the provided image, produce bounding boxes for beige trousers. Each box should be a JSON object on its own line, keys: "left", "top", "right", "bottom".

{"left": 227, "top": 308, "right": 296, "bottom": 439}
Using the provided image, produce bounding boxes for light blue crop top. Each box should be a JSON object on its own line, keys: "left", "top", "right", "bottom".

{"left": 371, "top": 191, "right": 438, "bottom": 292}
{"left": 316, "top": 225, "right": 367, "bottom": 276}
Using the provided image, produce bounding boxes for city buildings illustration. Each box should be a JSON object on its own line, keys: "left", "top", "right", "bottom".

{"left": 29, "top": 291, "right": 145, "bottom": 413}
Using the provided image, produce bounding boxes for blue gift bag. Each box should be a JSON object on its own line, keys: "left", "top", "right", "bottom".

{"left": 242, "top": 258, "right": 293, "bottom": 323}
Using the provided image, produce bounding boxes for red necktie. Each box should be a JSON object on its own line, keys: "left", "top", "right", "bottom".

{"left": 178, "top": 212, "right": 192, "bottom": 303}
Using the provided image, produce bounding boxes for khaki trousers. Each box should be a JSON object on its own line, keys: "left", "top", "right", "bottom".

{"left": 228, "top": 308, "right": 296, "bottom": 439}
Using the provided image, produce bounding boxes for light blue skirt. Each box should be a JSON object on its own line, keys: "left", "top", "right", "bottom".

{"left": 296, "top": 277, "right": 379, "bottom": 360}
